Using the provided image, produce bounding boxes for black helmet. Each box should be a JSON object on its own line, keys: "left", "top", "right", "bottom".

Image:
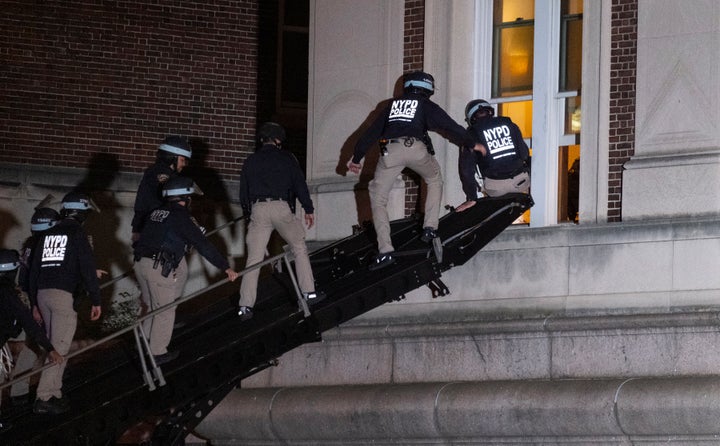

{"left": 31, "top": 207, "right": 60, "bottom": 232}
{"left": 403, "top": 71, "right": 435, "bottom": 97}
{"left": 158, "top": 135, "right": 192, "bottom": 159}
{"left": 465, "top": 99, "right": 495, "bottom": 124}
{"left": 61, "top": 191, "right": 93, "bottom": 223}
{"left": 162, "top": 176, "right": 195, "bottom": 201}
{"left": 0, "top": 249, "right": 20, "bottom": 272}
{"left": 258, "top": 122, "right": 286, "bottom": 144}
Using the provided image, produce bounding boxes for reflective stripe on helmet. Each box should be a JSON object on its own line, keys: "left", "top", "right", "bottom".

{"left": 63, "top": 201, "right": 91, "bottom": 210}
{"left": 466, "top": 103, "right": 484, "bottom": 121}
{"left": 404, "top": 79, "right": 434, "bottom": 91}
{"left": 466, "top": 101, "right": 493, "bottom": 121}
{"left": 0, "top": 261, "right": 19, "bottom": 271}
{"left": 31, "top": 221, "right": 56, "bottom": 232}
{"left": 159, "top": 143, "right": 192, "bottom": 159}
{"left": 163, "top": 186, "right": 195, "bottom": 197}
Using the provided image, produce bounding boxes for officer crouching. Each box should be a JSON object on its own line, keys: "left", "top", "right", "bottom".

{"left": 133, "top": 176, "right": 239, "bottom": 365}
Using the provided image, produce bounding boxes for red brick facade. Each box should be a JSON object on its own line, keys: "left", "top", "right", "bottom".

{"left": 403, "top": 0, "right": 425, "bottom": 74}
{"left": 608, "top": 0, "right": 637, "bottom": 222}
{"left": 403, "top": 0, "right": 425, "bottom": 217}
{"left": 0, "top": 0, "right": 258, "bottom": 180}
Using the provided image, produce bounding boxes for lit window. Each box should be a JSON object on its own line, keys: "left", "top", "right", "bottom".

{"left": 491, "top": 0, "right": 583, "bottom": 225}
{"left": 559, "top": 0, "right": 583, "bottom": 93}
{"left": 493, "top": 0, "right": 535, "bottom": 98}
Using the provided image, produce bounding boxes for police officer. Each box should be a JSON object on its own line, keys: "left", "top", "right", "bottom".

{"left": 456, "top": 99, "right": 530, "bottom": 213}
{"left": 131, "top": 135, "right": 192, "bottom": 243}
{"left": 29, "top": 192, "right": 101, "bottom": 415}
{"left": 348, "top": 71, "right": 481, "bottom": 269}
{"left": 19, "top": 207, "right": 60, "bottom": 294}
{"left": 0, "top": 249, "right": 63, "bottom": 430}
{"left": 133, "top": 176, "right": 239, "bottom": 364}
{"left": 10, "top": 207, "right": 61, "bottom": 407}
{"left": 238, "top": 122, "right": 322, "bottom": 321}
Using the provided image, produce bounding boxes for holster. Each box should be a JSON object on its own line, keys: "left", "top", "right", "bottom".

{"left": 286, "top": 189, "right": 296, "bottom": 213}
{"left": 161, "top": 251, "right": 176, "bottom": 277}
{"left": 152, "top": 251, "right": 177, "bottom": 278}
{"left": 421, "top": 132, "right": 435, "bottom": 155}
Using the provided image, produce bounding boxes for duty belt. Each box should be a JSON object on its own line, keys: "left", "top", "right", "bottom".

{"left": 387, "top": 137, "right": 417, "bottom": 147}
{"left": 134, "top": 252, "right": 163, "bottom": 262}
{"left": 134, "top": 249, "right": 177, "bottom": 277}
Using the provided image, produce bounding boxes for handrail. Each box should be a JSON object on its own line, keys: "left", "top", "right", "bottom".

{"left": 0, "top": 220, "right": 292, "bottom": 392}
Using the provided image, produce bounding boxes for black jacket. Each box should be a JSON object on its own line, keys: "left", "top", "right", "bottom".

{"left": 131, "top": 161, "right": 176, "bottom": 233}
{"left": 238, "top": 143, "right": 314, "bottom": 216}
{"left": 18, "top": 235, "right": 38, "bottom": 294}
{"left": 459, "top": 115, "right": 529, "bottom": 200}
{"left": 352, "top": 93, "right": 476, "bottom": 163}
{"left": 0, "top": 277, "right": 55, "bottom": 352}
{"left": 29, "top": 218, "right": 101, "bottom": 307}
{"left": 134, "top": 202, "right": 230, "bottom": 271}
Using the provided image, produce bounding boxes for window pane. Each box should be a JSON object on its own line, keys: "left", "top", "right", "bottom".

{"left": 495, "top": 26, "right": 534, "bottom": 97}
{"left": 496, "top": 0, "right": 534, "bottom": 22}
{"left": 564, "top": 96, "right": 581, "bottom": 135}
{"left": 558, "top": 145, "right": 580, "bottom": 223}
{"left": 498, "top": 100, "right": 533, "bottom": 141}
{"left": 284, "top": 0, "right": 309, "bottom": 26}
{"left": 562, "top": 0, "right": 583, "bottom": 15}
{"left": 559, "top": 0, "right": 582, "bottom": 92}
{"left": 281, "top": 31, "right": 309, "bottom": 105}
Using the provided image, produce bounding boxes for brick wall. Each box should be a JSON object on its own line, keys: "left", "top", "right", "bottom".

{"left": 608, "top": 0, "right": 637, "bottom": 222}
{"left": 403, "top": 0, "right": 425, "bottom": 217}
{"left": 0, "top": 0, "right": 258, "bottom": 182}
{"left": 403, "top": 0, "right": 425, "bottom": 74}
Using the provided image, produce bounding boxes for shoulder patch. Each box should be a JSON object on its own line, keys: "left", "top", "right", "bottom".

{"left": 157, "top": 173, "right": 170, "bottom": 183}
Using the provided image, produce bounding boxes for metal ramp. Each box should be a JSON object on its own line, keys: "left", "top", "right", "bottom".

{"left": 0, "top": 194, "right": 533, "bottom": 445}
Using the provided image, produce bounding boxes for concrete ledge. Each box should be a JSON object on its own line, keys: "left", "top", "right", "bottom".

{"left": 326, "top": 310, "right": 720, "bottom": 340}
{"left": 617, "top": 377, "right": 720, "bottom": 435}
{"left": 197, "top": 378, "right": 720, "bottom": 444}
{"left": 243, "top": 311, "right": 720, "bottom": 388}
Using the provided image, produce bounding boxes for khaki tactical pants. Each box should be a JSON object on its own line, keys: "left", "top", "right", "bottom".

{"left": 368, "top": 138, "right": 442, "bottom": 254}
{"left": 483, "top": 171, "right": 530, "bottom": 197}
{"left": 9, "top": 339, "right": 42, "bottom": 398}
{"left": 36, "top": 288, "right": 76, "bottom": 401}
{"left": 239, "top": 200, "right": 314, "bottom": 308}
{"left": 134, "top": 256, "right": 188, "bottom": 356}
